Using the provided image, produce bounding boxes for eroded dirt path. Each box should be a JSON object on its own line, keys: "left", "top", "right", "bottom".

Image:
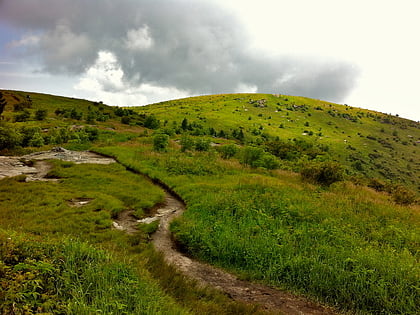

{"left": 0, "top": 148, "right": 338, "bottom": 314}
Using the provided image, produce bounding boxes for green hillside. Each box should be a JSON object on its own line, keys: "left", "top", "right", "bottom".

{"left": 137, "top": 93, "right": 420, "bottom": 192}
{"left": 1, "top": 90, "right": 419, "bottom": 314}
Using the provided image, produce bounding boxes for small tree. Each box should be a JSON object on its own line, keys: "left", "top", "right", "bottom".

{"left": 153, "top": 133, "right": 169, "bottom": 152}
{"left": 180, "top": 135, "right": 195, "bottom": 152}
{"left": 144, "top": 115, "right": 160, "bottom": 129}
{"left": 0, "top": 92, "right": 7, "bottom": 119}
{"left": 181, "top": 118, "right": 189, "bottom": 130}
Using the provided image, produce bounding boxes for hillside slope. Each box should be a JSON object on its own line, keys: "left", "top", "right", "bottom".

{"left": 136, "top": 93, "right": 420, "bottom": 192}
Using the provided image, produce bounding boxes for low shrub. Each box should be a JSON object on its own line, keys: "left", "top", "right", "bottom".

{"left": 301, "top": 161, "right": 344, "bottom": 186}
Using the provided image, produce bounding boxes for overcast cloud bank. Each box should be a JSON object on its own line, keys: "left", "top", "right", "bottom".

{"left": 1, "top": 0, "right": 358, "bottom": 105}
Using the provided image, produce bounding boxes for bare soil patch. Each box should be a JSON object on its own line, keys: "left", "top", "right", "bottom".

{"left": 0, "top": 147, "right": 115, "bottom": 181}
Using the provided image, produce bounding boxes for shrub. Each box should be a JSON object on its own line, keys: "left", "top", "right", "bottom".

{"left": 153, "top": 133, "right": 169, "bottom": 152}
{"left": 392, "top": 186, "right": 417, "bottom": 205}
{"left": 255, "top": 153, "right": 280, "bottom": 170}
{"left": 144, "top": 115, "right": 160, "bottom": 129}
{"left": 240, "top": 146, "right": 264, "bottom": 167}
{"left": 35, "top": 109, "right": 48, "bottom": 120}
{"left": 28, "top": 132, "right": 45, "bottom": 147}
{"left": 121, "top": 116, "right": 131, "bottom": 124}
{"left": 0, "top": 124, "right": 22, "bottom": 149}
{"left": 14, "top": 110, "right": 31, "bottom": 122}
{"left": 218, "top": 144, "right": 238, "bottom": 159}
{"left": 180, "top": 135, "right": 195, "bottom": 152}
{"left": 194, "top": 138, "right": 211, "bottom": 151}
{"left": 301, "top": 161, "right": 344, "bottom": 186}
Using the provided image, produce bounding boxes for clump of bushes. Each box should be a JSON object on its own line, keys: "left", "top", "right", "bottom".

{"left": 180, "top": 136, "right": 211, "bottom": 152}
{"left": 0, "top": 123, "right": 100, "bottom": 151}
{"left": 239, "top": 146, "right": 279, "bottom": 169}
{"left": 301, "top": 161, "right": 344, "bottom": 186}
{"left": 392, "top": 185, "right": 417, "bottom": 205}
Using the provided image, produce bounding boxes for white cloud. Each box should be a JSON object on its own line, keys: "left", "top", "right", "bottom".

{"left": 235, "top": 82, "right": 258, "bottom": 93}
{"left": 75, "top": 50, "right": 124, "bottom": 92}
{"left": 125, "top": 25, "right": 153, "bottom": 51}
{"left": 74, "top": 50, "right": 188, "bottom": 106}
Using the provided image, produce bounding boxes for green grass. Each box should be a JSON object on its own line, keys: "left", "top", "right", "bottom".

{"left": 98, "top": 142, "right": 419, "bottom": 314}
{"left": 136, "top": 93, "right": 420, "bottom": 192}
{"left": 0, "top": 229, "right": 187, "bottom": 314}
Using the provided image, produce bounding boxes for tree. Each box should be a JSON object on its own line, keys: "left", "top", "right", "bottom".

{"left": 181, "top": 118, "right": 189, "bottom": 131}
{"left": 144, "top": 115, "right": 160, "bottom": 129}
{"left": 0, "top": 92, "right": 7, "bottom": 119}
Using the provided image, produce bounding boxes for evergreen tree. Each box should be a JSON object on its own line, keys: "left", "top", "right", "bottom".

{"left": 181, "top": 117, "right": 189, "bottom": 130}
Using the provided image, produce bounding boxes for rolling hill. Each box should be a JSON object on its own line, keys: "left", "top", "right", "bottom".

{"left": 136, "top": 93, "right": 420, "bottom": 192}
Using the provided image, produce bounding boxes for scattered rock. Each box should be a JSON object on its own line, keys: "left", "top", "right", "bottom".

{"left": 68, "top": 198, "right": 94, "bottom": 207}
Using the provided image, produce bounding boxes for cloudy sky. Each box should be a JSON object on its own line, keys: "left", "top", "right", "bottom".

{"left": 0, "top": 0, "right": 419, "bottom": 121}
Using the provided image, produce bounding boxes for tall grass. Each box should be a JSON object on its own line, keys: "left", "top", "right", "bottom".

{"left": 0, "top": 229, "right": 187, "bottom": 314}
{"left": 98, "top": 143, "right": 420, "bottom": 314}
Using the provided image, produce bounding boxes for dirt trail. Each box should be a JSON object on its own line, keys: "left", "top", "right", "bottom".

{"left": 0, "top": 148, "right": 338, "bottom": 314}
{"left": 146, "top": 190, "right": 337, "bottom": 315}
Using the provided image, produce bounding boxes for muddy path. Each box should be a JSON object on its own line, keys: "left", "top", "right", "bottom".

{"left": 1, "top": 148, "right": 338, "bottom": 314}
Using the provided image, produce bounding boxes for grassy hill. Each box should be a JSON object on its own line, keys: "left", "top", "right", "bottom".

{"left": 136, "top": 93, "right": 420, "bottom": 192}
{"left": 1, "top": 90, "right": 419, "bottom": 314}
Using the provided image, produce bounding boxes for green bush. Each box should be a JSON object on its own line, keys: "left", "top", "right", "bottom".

{"left": 180, "top": 135, "right": 195, "bottom": 152}
{"left": 153, "top": 133, "right": 169, "bottom": 152}
{"left": 392, "top": 185, "right": 417, "bottom": 205}
{"left": 301, "top": 161, "right": 344, "bottom": 186}
{"left": 14, "top": 110, "right": 31, "bottom": 122}
{"left": 240, "top": 146, "right": 264, "bottom": 167}
{"left": 144, "top": 115, "right": 160, "bottom": 129}
{"left": 194, "top": 138, "right": 211, "bottom": 151}
{"left": 0, "top": 124, "right": 21, "bottom": 149}
{"left": 218, "top": 144, "right": 238, "bottom": 159}
{"left": 35, "top": 109, "right": 48, "bottom": 120}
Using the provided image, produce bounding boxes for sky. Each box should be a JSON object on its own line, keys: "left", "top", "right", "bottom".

{"left": 0, "top": 0, "right": 419, "bottom": 121}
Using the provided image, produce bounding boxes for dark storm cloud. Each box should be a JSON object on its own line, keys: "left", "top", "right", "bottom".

{"left": 0, "top": 0, "right": 358, "bottom": 101}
